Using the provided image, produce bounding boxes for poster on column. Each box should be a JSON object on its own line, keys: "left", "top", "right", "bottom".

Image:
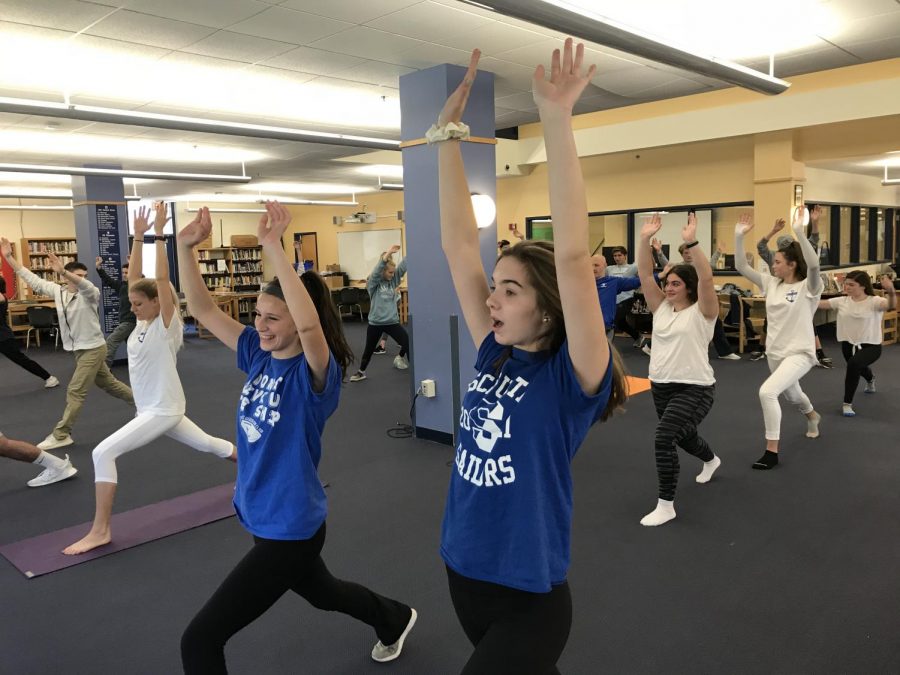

{"left": 95, "top": 204, "right": 123, "bottom": 334}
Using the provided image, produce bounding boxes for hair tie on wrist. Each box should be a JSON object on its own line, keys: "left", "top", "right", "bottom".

{"left": 425, "top": 121, "right": 471, "bottom": 144}
{"left": 684, "top": 240, "right": 700, "bottom": 249}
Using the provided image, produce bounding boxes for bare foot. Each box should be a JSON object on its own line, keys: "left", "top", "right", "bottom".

{"left": 62, "top": 531, "right": 111, "bottom": 555}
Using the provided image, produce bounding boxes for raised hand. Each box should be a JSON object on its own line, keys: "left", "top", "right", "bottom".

{"left": 133, "top": 205, "right": 152, "bottom": 239}
{"left": 152, "top": 201, "right": 170, "bottom": 237}
{"left": 771, "top": 218, "right": 786, "bottom": 234}
{"left": 257, "top": 201, "right": 291, "bottom": 248}
{"left": 650, "top": 238, "right": 662, "bottom": 252}
{"left": 661, "top": 263, "right": 674, "bottom": 278}
{"left": 735, "top": 213, "right": 754, "bottom": 236}
{"left": 640, "top": 213, "right": 662, "bottom": 239}
{"left": 95, "top": 256, "right": 102, "bottom": 269}
{"left": 46, "top": 251, "right": 64, "bottom": 274}
{"left": 177, "top": 207, "right": 212, "bottom": 248}
{"left": 438, "top": 49, "right": 480, "bottom": 126}
{"left": 810, "top": 204, "right": 822, "bottom": 224}
{"left": 683, "top": 212, "right": 697, "bottom": 243}
{"left": 792, "top": 205, "right": 808, "bottom": 234}
{"left": 533, "top": 38, "right": 597, "bottom": 117}
{"left": 388, "top": 244, "right": 401, "bottom": 256}
{"left": 1, "top": 237, "right": 13, "bottom": 259}
{"left": 881, "top": 275, "right": 896, "bottom": 292}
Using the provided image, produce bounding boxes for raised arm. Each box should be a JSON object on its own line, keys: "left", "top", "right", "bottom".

{"left": 808, "top": 204, "right": 821, "bottom": 249}
{"left": 150, "top": 202, "right": 176, "bottom": 328}
{"left": 437, "top": 50, "right": 492, "bottom": 347}
{"left": 2, "top": 237, "right": 58, "bottom": 297}
{"left": 176, "top": 207, "right": 244, "bottom": 351}
{"left": 129, "top": 205, "right": 150, "bottom": 285}
{"left": 735, "top": 214, "right": 764, "bottom": 289}
{"left": 652, "top": 238, "right": 669, "bottom": 268}
{"left": 683, "top": 213, "right": 718, "bottom": 320}
{"left": 880, "top": 275, "right": 896, "bottom": 311}
{"left": 756, "top": 218, "right": 784, "bottom": 268}
{"left": 95, "top": 257, "right": 123, "bottom": 291}
{"left": 792, "top": 206, "right": 822, "bottom": 295}
{"left": 534, "top": 39, "right": 607, "bottom": 394}
{"left": 637, "top": 214, "right": 665, "bottom": 313}
{"left": 258, "top": 201, "right": 330, "bottom": 389}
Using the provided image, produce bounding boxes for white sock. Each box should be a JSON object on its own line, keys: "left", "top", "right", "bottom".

{"left": 640, "top": 499, "right": 676, "bottom": 527}
{"left": 805, "top": 411, "right": 821, "bottom": 438}
{"left": 696, "top": 455, "right": 721, "bottom": 484}
{"left": 33, "top": 451, "right": 66, "bottom": 470}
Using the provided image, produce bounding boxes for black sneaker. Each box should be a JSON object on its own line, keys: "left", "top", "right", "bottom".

{"left": 374, "top": 345, "right": 386, "bottom": 355}
{"left": 817, "top": 356, "right": 834, "bottom": 369}
{"left": 749, "top": 351, "right": 766, "bottom": 361}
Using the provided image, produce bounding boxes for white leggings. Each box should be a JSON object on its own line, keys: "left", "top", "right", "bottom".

{"left": 93, "top": 412, "right": 233, "bottom": 483}
{"left": 759, "top": 354, "right": 815, "bottom": 441}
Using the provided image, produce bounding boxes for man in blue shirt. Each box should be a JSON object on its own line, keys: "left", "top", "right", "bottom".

{"left": 592, "top": 254, "right": 645, "bottom": 346}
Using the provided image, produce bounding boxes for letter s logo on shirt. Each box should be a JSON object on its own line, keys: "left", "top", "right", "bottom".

{"left": 240, "top": 417, "right": 264, "bottom": 443}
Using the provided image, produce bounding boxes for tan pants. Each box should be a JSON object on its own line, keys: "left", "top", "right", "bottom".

{"left": 53, "top": 344, "right": 134, "bottom": 440}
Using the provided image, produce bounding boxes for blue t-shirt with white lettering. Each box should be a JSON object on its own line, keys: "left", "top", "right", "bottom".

{"left": 595, "top": 275, "right": 642, "bottom": 329}
{"left": 234, "top": 327, "right": 341, "bottom": 540}
{"left": 440, "top": 333, "right": 612, "bottom": 593}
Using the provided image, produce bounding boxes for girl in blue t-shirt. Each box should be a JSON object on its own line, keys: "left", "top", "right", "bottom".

{"left": 178, "top": 202, "right": 416, "bottom": 672}
{"left": 436, "top": 41, "right": 628, "bottom": 674}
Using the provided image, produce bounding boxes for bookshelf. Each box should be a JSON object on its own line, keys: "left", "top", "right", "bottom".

{"left": 20, "top": 237, "right": 78, "bottom": 297}
{"left": 194, "top": 246, "right": 264, "bottom": 323}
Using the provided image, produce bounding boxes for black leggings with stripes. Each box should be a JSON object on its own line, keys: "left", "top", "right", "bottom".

{"left": 840, "top": 341, "right": 881, "bottom": 404}
{"left": 180, "top": 522, "right": 412, "bottom": 674}
{"left": 650, "top": 382, "right": 716, "bottom": 501}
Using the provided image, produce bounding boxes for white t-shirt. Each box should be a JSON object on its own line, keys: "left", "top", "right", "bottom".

{"left": 760, "top": 272, "right": 820, "bottom": 363}
{"left": 649, "top": 301, "right": 716, "bottom": 386}
{"left": 827, "top": 295, "right": 886, "bottom": 346}
{"left": 127, "top": 313, "right": 185, "bottom": 415}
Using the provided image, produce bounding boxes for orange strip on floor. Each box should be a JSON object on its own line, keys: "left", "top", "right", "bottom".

{"left": 625, "top": 375, "right": 651, "bottom": 396}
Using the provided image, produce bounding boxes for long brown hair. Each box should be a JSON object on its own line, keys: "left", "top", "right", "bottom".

{"left": 844, "top": 270, "right": 875, "bottom": 296}
{"left": 260, "top": 275, "right": 355, "bottom": 376}
{"left": 497, "top": 241, "right": 629, "bottom": 421}
{"left": 776, "top": 242, "right": 807, "bottom": 281}
{"left": 662, "top": 264, "right": 698, "bottom": 304}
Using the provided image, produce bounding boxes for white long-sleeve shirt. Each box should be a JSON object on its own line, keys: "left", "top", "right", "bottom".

{"left": 16, "top": 268, "right": 106, "bottom": 351}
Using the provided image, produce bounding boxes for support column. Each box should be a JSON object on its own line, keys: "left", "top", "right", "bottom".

{"left": 753, "top": 131, "right": 805, "bottom": 287}
{"left": 399, "top": 64, "right": 496, "bottom": 444}
{"left": 71, "top": 168, "right": 130, "bottom": 358}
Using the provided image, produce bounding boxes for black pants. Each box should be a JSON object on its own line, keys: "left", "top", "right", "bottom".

{"left": 0, "top": 337, "right": 51, "bottom": 380}
{"left": 710, "top": 318, "right": 735, "bottom": 356}
{"left": 650, "top": 382, "right": 715, "bottom": 501}
{"left": 181, "top": 522, "right": 412, "bottom": 674}
{"left": 359, "top": 323, "right": 409, "bottom": 371}
{"left": 447, "top": 567, "right": 572, "bottom": 675}
{"left": 613, "top": 297, "right": 639, "bottom": 341}
{"left": 840, "top": 342, "right": 881, "bottom": 404}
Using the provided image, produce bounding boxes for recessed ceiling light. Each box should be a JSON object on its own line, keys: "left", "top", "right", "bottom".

{"left": 355, "top": 164, "right": 404, "bottom": 179}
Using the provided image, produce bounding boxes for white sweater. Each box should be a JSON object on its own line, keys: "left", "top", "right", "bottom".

{"left": 17, "top": 268, "right": 106, "bottom": 351}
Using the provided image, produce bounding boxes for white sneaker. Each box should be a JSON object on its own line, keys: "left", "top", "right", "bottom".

{"left": 44, "top": 375, "right": 60, "bottom": 388}
{"left": 864, "top": 378, "right": 876, "bottom": 394}
{"left": 371, "top": 608, "right": 417, "bottom": 663}
{"left": 349, "top": 371, "right": 367, "bottom": 382}
{"left": 393, "top": 355, "right": 409, "bottom": 370}
{"left": 37, "top": 434, "right": 74, "bottom": 450}
{"left": 27, "top": 455, "right": 78, "bottom": 487}
{"left": 718, "top": 353, "right": 741, "bottom": 360}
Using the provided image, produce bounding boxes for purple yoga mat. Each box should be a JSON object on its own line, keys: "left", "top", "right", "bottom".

{"left": 0, "top": 483, "right": 236, "bottom": 578}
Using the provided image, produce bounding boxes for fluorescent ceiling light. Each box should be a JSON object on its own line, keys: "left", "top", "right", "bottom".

{"left": 181, "top": 194, "right": 358, "bottom": 207}
{"left": 355, "top": 164, "right": 404, "bottom": 179}
{"left": 0, "top": 172, "right": 73, "bottom": 185}
{"left": 240, "top": 182, "right": 369, "bottom": 195}
{"left": 459, "top": 0, "right": 790, "bottom": 94}
{"left": 542, "top": 0, "right": 838, "bottom": 62}
{"left": 0, "top": 187, "right": 73, "bottom": 198}
{"left": 0, "top": 204, "right": 73, "bottom": 210}
{"left": 0, "top": 163, "right": 251, "bottom": 183}
{"left": 0, "top": 125, "right": 265, "bottom": 164}
{"left": 379, "top": 183, "right": 404, "bottom": 191}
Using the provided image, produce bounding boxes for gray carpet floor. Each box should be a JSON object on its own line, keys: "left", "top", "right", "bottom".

{"left": 1, "top": 322, "right": 898, "bottom": 674}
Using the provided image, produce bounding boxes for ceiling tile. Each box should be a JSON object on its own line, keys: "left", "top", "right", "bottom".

{"left": 625, "top": 76, "right": 713, "bottom": 101}
{"left": 773, "top": 47, "right": 862, "bottom": 77}
{"left": 819, "top": 0, "right": 900, "bottom": 22}
{"left": 125, "top": 0, "right": 269, "bottom": 29}
{"left": 390, "top": 42, "right": 472, "bottom": 69}
{"left": 827, "top": 11, "right": 900, "bottom": 46}
{"left": 477, "top": 56, "right": 537, "bottom": 89}
{"left": 228, "top": 6, "right": 353, "bottom": 44}
{"left": 262, "top": 46, "right": 366, "bottom": 75}
{"left": 366, "top": 1, "right": 493, "bottom": 42}
{"left": 70, "top": 33, "right": 173, "bottom": 60}
{"left": 495, "top": 91, "right": 537, "bottom": 112}
{"left": 329, "top": 61, "right": 416, "bottom": 88}
{"left": 592, "top": 66, "right": 677, "bottom": 97}
{"left": 307, "top": 26, "right": 422, "bottom": 61}
{"left": 83, "top": 10, "right": 218, "bottom": 50}
{"left": 434, "top": 20, "right": 545, "bottom": 56}
{"left": 180, "top": 31, "right": 296, "bottom": 62}
{"left": 278, "top": 0, "right": 421, "bottom": 24}
{"left": 0, "top": 0, "right": 115, "bottom": 32}
{"left": 838, "top": 35, "right": 900, "bottom": 61}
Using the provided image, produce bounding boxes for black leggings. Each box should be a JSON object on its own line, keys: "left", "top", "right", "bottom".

{"left": 0, "top": 338, "right": 51, "bottom": 380}
{"left": 650, "top": 382, "right": 715, "bottom": 501}
{"left": 710, "top": 318, "right": 735, "bottom": 356}
{"left": 181, "top": 522, "right": 411, "bottom": 674}
{"left": 613, "top": 298, "right": 639, "bottom": 340}
{"left": 840, "top": 342, "right": 881, "bottom": 404}
{"left": 447, "top": 567, "right": 572, "bottom": 675}
{"left": 359, "top": 323, "right": 409, "bottom": 371}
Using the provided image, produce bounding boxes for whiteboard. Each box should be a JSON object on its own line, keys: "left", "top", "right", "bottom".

{"left": 635, "top": 209, "right": 712, "bottom": 262}
{"left": 337, "top": 229, "right": 404, "bottom": 281}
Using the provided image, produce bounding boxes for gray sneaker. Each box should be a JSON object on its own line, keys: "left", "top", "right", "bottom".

{"left": 371, "top": 608, "right": 417, "bottom": 663}
{"left": 37, "top": 433, "right": 74, "bottom": 450}
{"left": 864, "top": 377, "right": 876, "bottom": 394}
{"left": 27, "top": 455, "right": 78, "bottom": 488}
{"left": 349, "top": 371, "right": 367, "bottom": 382}
{"left": 749, "top": 351, "right": 766, "bottom": 361}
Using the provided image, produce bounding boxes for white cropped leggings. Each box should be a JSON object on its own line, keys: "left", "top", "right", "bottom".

{"left": 759, "top": 354, "right": 815, "bottom": 441}
{"left": 93, "top": 412, "right": 233, "bottom": 483}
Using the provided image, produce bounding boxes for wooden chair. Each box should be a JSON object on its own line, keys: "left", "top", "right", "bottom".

{"left": 719, "top": 294, "right": 764, "bottom": 354}
{"left": 197, "top": 296, "right": 235, "bottom": 339}
{"left": 883, "top": 310, "right": 897, "bottom": 345}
